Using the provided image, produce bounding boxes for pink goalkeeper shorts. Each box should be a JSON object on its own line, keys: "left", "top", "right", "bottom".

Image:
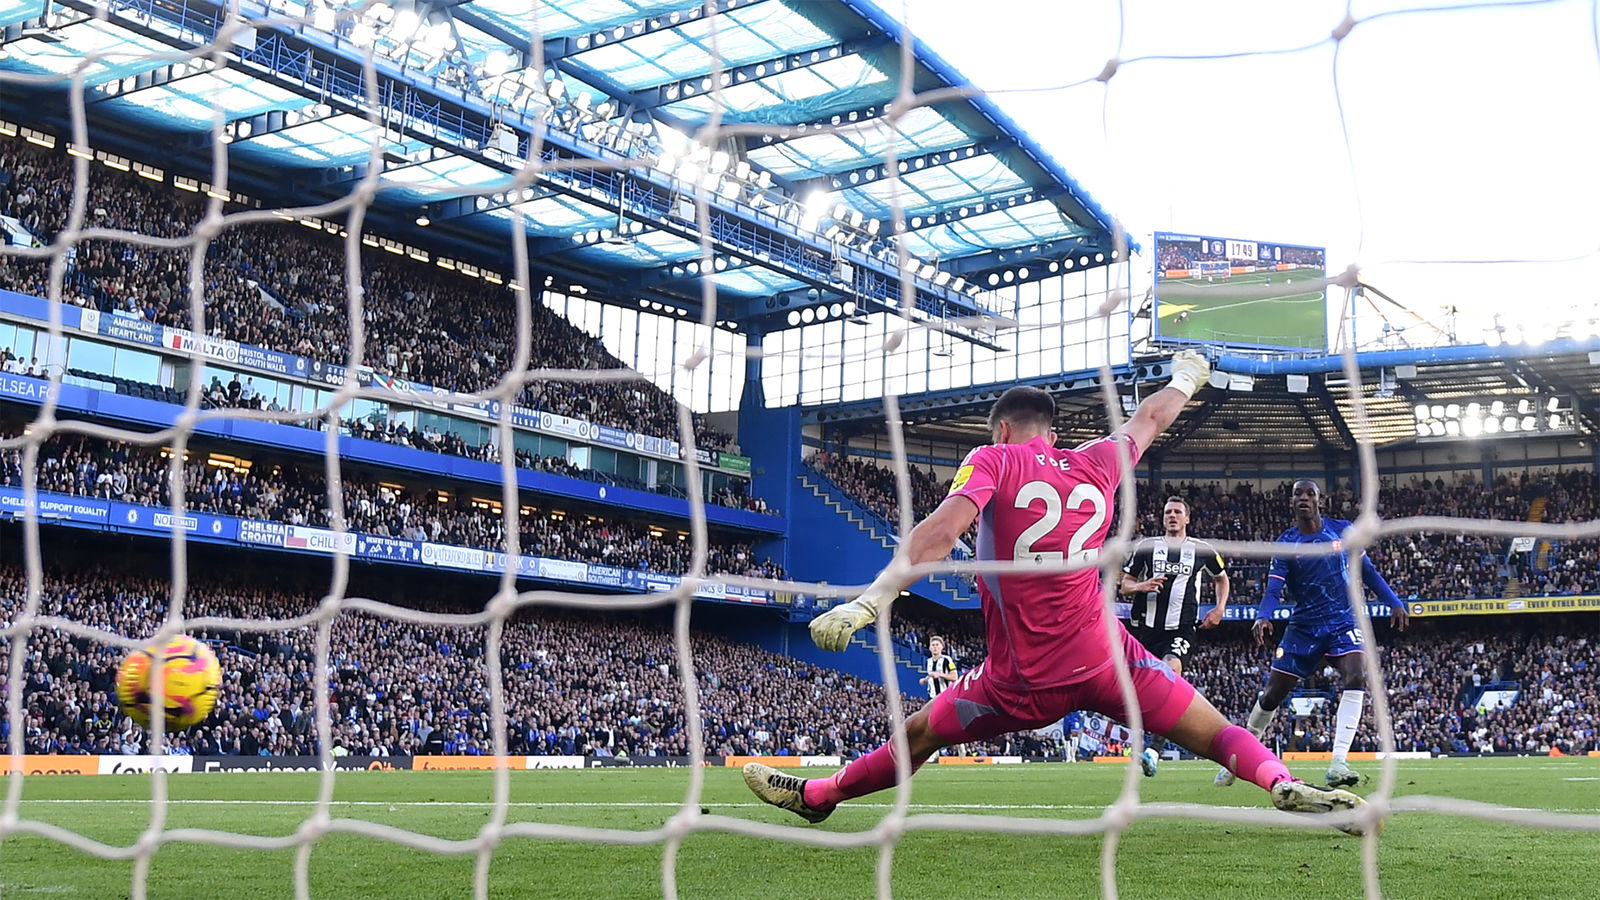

{"left": 927, "top": 626, "right": 1198, "bottom": 743}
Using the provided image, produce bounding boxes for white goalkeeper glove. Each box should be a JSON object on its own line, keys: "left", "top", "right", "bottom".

{"left": 810, "top": 573, "right": 900, "bottom": 652}
{"left": 1167, "top": 350, "right": 1211, "bottom": 399}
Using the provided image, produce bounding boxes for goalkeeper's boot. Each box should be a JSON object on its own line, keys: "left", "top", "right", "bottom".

{"left": 1325, "top": 759, "right": 1361, "bottom": 788}
{"left": 1271, "top": 780, "right": 1377, "bottom": 836}
{"left": 1214, "top": 767, "right": 1237, "bottom": 787}
{"left": 1140, "top": 747, "right": 1160, "bottom": 778}
{"left": 742, "top": 763, "right": 832, "bottom": 824}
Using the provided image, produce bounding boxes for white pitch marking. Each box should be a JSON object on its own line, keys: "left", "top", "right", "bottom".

{"left": 16, "top": 799, "right": 1600, "bottom": 813}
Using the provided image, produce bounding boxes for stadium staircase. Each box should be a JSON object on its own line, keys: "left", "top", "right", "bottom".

{"left": 794, "top": 469, "right": 977, "bottom": 609}
{"left": 1504, "top": 496, "right": 1551, "bottom": 599}
{"left": 848, "top": 628, "right": 934, "bottom": 699}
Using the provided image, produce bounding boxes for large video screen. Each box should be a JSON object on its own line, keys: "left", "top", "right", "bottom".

{"left": 1153, "top": 232, "right": 1328, "bottom": 351}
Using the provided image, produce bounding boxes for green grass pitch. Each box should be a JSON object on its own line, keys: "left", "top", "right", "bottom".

{"left": 2, "top": 757, "right": 1596, "bottom": 899}
{"left": 1157, "top": 266, "right": 1328, "bottom": 348}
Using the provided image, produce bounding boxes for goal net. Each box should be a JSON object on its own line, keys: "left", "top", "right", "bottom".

{"left": 2, "top": 2, "right": 1600, "bottom": 900}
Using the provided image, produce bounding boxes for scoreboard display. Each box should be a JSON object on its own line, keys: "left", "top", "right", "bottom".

{"left": 1153, "top": 232, "right": 1329, "bottom": 351}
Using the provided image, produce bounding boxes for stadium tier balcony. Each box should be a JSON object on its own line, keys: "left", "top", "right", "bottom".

{"left": 0, "top": 137, "right": 734, "bottom": 453}
{"left": 0, "top": 562, "right": 903, "bottom": 759}
{"left": 0, "top": 424, "right": 782, "bottom": 581}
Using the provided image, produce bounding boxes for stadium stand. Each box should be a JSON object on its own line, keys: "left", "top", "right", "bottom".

{"left": 0, "top": 426, "right": 782, "bottom": 579}
{"left": 0, "top": 137, "right": 734, "bottom": 451}
{"left": 0, "top": 559, "right": 895, "bottom": 759}
{"left": 4, "top": 556, "right": 1591, "bottom": 759}
{"left": 888, "top": 603, "right": 1597, "bottom": 757}
{"left": 806, "top": 452, "right": 1600, "bottom": 601}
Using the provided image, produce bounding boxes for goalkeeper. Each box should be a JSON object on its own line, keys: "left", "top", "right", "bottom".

{"left": 744, "top": 352, "right": 1372, "bottom": 834}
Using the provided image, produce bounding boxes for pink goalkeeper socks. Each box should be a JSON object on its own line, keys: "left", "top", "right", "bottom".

{"left": 804, "top": 741, "right": 927, "bottom": 809}
{"left": 1210, "top": 724, "right": 1294, "bottom": 790}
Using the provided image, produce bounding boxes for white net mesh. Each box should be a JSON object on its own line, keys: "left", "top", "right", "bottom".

{"left": 1, "top": 2, "right": 1599, "bottom": 899}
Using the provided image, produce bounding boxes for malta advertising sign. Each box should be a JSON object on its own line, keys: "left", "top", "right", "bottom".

{"left": 162, "top": 327, "right": 240, "bottom": 364}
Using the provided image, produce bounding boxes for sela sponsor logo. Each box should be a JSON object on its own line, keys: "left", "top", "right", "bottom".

{"left": 98, "top": 755, "right": 195, "bottom": 775}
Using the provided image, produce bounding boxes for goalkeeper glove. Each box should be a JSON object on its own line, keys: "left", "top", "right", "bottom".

{"left": 1167, "top": 350, "right": 1211, "bottom": 399}
{"left": 810, "top": 573, "right": 899, "bottom": 651}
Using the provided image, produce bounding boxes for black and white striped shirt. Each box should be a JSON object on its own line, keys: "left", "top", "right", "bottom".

{"left": 1122, "top": 536, "right": 1227, "bottom": 630}
{"left": 925, "top": 654, "right": 958, "bottom": 697}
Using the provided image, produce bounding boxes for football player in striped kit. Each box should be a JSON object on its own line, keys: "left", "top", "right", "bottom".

{"left": 1120, "top": 496, "right": 1230, "bottom": 775}
{"left": 1120, "top": 496, "right": 1231, "bottom": 677}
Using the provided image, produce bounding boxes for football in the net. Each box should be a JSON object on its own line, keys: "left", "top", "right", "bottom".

{"left": 114, "top": 635, "right": 222, "bottom": 729}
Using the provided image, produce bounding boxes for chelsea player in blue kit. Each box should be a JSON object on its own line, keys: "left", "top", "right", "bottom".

{"left": 1216, "top": 480, "right": 1409, "bottom": 789}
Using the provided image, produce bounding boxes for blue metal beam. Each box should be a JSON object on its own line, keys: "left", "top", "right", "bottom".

{"left": 421, "top": 184, "right": 561, "bottom": 221}
{"left": 899, "top": 185, "right": 1067, "bottom": 230}
{"left": 637, "top": 257, "right": 760, "bottom": 287}
{"left": 88, "top": 57, "right": 216, "bottom": 104}
{"left": 938, "top": 235, "right": 1102, "bottom": 276}
{"left": 795, "top": 137, "right": 1006, "bottom": 191}
{"left": 838, "top": 0, "right": 1124, "bottom": 241}
{"left": 803, "top": 362, "right": 1154, "bottom": 424}
{"left": 539, "top": 0, "right": 747, "bottom": 62}
{"left": 446, "top": 3, "right": 806, "bottom": 198}
{"left": 753, "top": 102, "right": 893, "bottom": 147}
{"left": 627, "top": 34, "right": 893, "bottom": 110}
{"left": 1218, "top": 338, "right": 1600, "bottom": 375}
{"left": 53, "top": 0, "right": 1016, "bottom": 345}
{"left": 222, "top": 105, "right": 342, "bottom": 145}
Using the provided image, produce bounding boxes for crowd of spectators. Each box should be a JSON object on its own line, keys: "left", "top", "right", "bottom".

{"left": 0, "top": 427, "right": 784, "bottom": 581}
{"left": 1184, "top": 622, "right": 1598, "bottom": 756}
{"left": 890, "top": 606, "right": 1598, "bottom": 756}
{"left": 3, "top": 561, "right": 1592, "bottom": 759}
{"left": 809, "top": 452, "right": 1600, "bottom": 601}
{"left": 0, "top": 137, "right": 735, "bottom": 450}
{"left": 0, "top": 566, "right": 898, "bottom": 759}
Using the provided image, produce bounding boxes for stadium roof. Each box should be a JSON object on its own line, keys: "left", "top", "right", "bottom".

{"left": 813, "top": 341, "right": 1600, "bottom": 460}
{"left": 0, "top": 0, "right": 1126, "bottom": 343}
